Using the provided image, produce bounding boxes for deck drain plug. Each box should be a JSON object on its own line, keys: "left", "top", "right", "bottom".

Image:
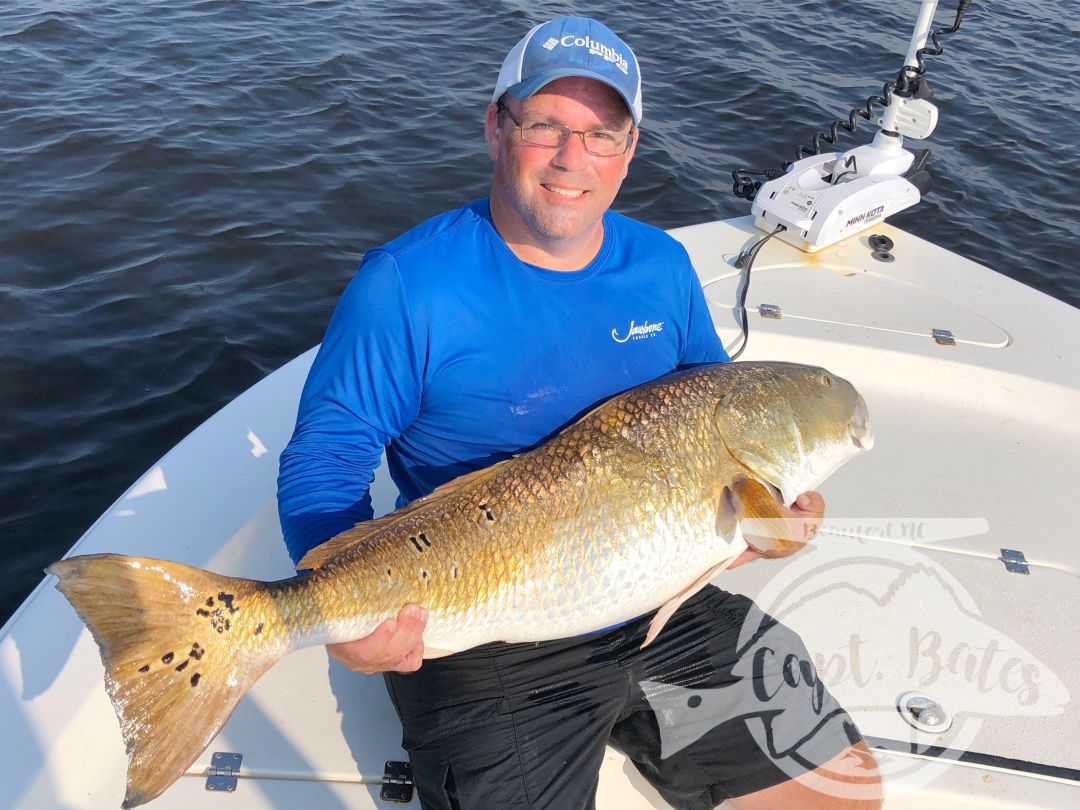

{"left": 868, "top": 234, "right": 894, "bottom": 252}
{"left": 896, "top": 691, "right": 952, "bottom": 733}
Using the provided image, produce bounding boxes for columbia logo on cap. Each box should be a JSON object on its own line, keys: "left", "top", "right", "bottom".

{"left": 554, "top": 34, "right": 630, "bottom": 75}
{"left": 542, "top": 37, "right": 558, "bottom": 50}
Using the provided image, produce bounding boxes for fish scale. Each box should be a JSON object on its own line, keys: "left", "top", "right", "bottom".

{"left": 47, "top": 360, "right": 872, "bottom": 807}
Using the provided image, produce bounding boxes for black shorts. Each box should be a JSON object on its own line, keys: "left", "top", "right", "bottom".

{"left": 384, "top": 585, "right": 862, "bottom": 810}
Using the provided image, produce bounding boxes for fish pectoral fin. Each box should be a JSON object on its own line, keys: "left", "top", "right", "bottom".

{"left": 716, "top": 485, "right": 739, "bottom": 541}
{"left": 732, "top": 477, "right": 804, "bottom": 558}
{"left": 641, "top": 554, "right": 743, "bottom": 649}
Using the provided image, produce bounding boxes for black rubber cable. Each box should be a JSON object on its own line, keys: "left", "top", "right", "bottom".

{"left": 728, "top": 224, "right": 785, "bottom": 361}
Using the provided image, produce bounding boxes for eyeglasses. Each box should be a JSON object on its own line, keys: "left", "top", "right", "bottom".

{"left": 497, "top": 103, "right": 634, "bottom": 157}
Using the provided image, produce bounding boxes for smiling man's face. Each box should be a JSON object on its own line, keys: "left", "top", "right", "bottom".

{"left": 485, "top": 76, "right": 636, "bottom": 269}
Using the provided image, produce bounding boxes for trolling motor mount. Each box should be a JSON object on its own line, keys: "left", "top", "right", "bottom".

{"left": 738, "top": 0, "right": 973, "bottom": 253}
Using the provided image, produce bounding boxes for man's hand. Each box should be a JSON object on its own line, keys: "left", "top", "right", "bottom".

{"left": 728, "top": 490, "right": 825, "bottom": 570}
{"left": 326, "top": 604, "right": 428, "bottom": 675}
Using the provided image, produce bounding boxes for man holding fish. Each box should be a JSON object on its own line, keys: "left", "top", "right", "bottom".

{"left": 278, "top": 15, "right": 882, "bottom": 810}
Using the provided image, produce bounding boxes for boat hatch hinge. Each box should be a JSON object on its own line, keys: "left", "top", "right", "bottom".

{"left": 1000, "top": 548, "right": 1029, "bottom": 575}
{"left": 205, "top": 752, "right": 242, "bottom": 793}
{"left": 932, "top": 328, "right": 956, "bottom": 346}
{"left": 381, "top": 760, "right": 415, "bottom": 803}
{"left": 759, "top": 303, "right": 782, "bottom": 319}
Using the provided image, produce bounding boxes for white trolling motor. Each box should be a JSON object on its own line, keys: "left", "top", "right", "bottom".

{"left": 743, "top": 0, "right": 971, "bottom": 253}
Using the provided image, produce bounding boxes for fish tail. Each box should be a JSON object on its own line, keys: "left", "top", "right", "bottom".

{"left": 47, "top": 553, "right": 287, "bottom": 808}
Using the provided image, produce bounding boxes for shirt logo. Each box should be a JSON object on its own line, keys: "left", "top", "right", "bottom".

{"left": 612, "top": 319, "right": 664, "bottom": 343}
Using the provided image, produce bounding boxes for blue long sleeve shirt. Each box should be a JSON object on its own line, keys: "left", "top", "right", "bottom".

{"left": 277, "top": 199, "right": 727, "bottom": 564}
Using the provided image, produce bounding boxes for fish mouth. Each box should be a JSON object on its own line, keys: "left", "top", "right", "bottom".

{"left": 849, "top": 393, "right": 874, "bottom": 450}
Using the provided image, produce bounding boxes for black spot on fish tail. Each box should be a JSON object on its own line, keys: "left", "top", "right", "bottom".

{"left": 386, "top": 568, "right": 392, "bottom": 577}
{"left": 189, "top": 643, "right": 204, "bottom": 660}
{"left": 161, "top": 652, "right": 174, "bottom": 664}
{"left": 205, "top": 605, "right": 232, "bottom": 634}
{"left": 409, "top": 536, "right": 423, "bottom": 553}
{"left": 419, "top": 532, "right": 431, "bottom": 546}
{"left": 217, "top": 592, "right": 237, "bottom": 613}
{"left": 254, "top": 623, "right": 263, "bottom": 635}
{"left": 190, "top": 672, "right": 201, "bottom": 687}
{"left": 478, "top": 503, "right": 495, "bottom": 521}
{"left": 205, "top": 597, "right": 214, "bottom": 607}
{"left": 138, "top": 664, "right": 150, "bottom": 673}
{"left": 421, "top": 570, "right": 428, "bottom": 580}
{"left": 196, "top": 608, "right": 210, "bottom": 617}
{"left": 452, "top": 566, "right": 459, "bottom": 579}
{"left": 175, "top": 659, "right": 189, "bottom": 672}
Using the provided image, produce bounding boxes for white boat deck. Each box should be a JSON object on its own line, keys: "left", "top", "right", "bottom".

{"left": 2, "top": 215, "right": 1078, "bottom": 808}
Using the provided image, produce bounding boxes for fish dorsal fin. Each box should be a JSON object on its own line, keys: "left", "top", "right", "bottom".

{"left": 297, "top": 380, "right": 660, "bottom": 571}
{"left": 296, "top": 457, "right": 516, "bottom": 570}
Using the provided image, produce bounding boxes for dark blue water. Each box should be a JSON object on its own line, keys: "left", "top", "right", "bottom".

{"left": 1, "top": 0, "right": 1077, "bottom": 624}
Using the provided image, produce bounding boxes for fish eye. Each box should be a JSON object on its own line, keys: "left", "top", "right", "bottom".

{"left": 819, "top": 373, "right": 832, "bottom": 388}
